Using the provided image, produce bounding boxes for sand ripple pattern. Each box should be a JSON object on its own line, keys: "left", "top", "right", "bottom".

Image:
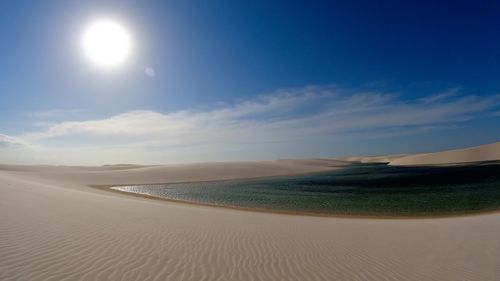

{"left": 1, "top": 173, "right": 500, "bottom": 281}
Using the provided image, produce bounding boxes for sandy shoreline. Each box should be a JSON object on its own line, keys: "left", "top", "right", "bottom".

{"left": 2, "top": 157, "right": 500, "bottom": 280}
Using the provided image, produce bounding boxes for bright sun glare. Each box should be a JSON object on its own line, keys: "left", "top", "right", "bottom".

{"left": 81, "top": 19, "right": 132, "bottom": 69}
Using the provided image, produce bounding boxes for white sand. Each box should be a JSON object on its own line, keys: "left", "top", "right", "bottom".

{"left": 390, "top": 142, "right": 500, "bottom": 166}
{"left": 1, "top": 159, "right": 500, "bottom": 280}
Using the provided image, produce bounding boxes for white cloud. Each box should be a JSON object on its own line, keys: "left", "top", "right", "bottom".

{"left": 2, "top": 86, "right": 500, "bottom": 164}
{"left": 0, "top": 134, "right": 28, "bottom": 147}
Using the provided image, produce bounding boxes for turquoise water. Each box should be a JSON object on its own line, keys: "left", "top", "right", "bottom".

{"left": 113, "top": 163, "right": 500, "bottom": 216}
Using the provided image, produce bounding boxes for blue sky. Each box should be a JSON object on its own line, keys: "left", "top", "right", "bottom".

{"left": 0, "top": 0, "right": 499, "bottom": 164}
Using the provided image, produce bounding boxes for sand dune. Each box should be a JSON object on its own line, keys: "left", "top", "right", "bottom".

{"left": 390, "top": 142, "right": 500, "bottom": 166}
{"left": 1, "top": 159, "right": 500, "bottom": 280}
{"left": 0, "top": 159, "right": 347, "bottom": 187}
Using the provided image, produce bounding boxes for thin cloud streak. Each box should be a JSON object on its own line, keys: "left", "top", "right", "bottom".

{"left": 419, "top": 87, "right": 460, "bottom": 103}
{"left": 28, "top": 109, "right": 87, "bottom": 118}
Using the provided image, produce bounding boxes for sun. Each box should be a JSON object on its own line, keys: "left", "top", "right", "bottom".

{"left": 81, "top": 19, "right": 132, "bottom": 69}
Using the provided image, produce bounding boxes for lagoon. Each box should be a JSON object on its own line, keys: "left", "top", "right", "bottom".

{"left": 112, "top": 163, "right": 500, "bottom": 217}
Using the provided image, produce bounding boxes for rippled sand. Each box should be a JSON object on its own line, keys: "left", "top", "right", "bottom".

{"left": 1, "top": 160, "right": 500, "bottom": 280}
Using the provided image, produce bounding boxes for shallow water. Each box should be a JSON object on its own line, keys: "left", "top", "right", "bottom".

{"left": 112, "top": 163, "right": 500, "bottom": 216}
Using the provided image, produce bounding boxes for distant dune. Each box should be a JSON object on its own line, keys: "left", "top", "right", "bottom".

{"left": 340, "top": 154, "right": 408, "bottom": 164}
{"left": 0, "top": 158, "right": 347, "bottom": 187}
{"left": 390, "top": 142, "right": 500, "bottom": 166}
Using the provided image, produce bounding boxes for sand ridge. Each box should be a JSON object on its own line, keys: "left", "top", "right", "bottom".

{"left": 340, "top": 154, "right": 409, "bottom": 163}
{"left": 389, "top": 142, "right": 500, "bottom": 166}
